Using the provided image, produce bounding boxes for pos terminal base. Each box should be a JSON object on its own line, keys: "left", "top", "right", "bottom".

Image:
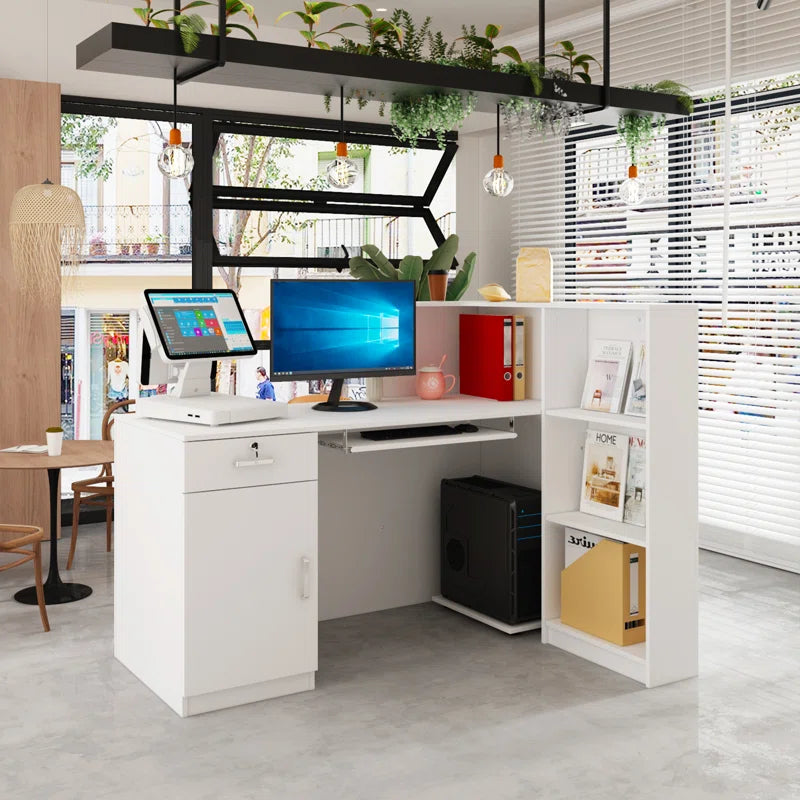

{"left": 137, "top": 393, "right": 288, "bottom": 426}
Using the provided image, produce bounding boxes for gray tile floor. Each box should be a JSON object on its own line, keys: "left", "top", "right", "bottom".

{"left": 1, "top": 524, "right": 798, "bottom": 800}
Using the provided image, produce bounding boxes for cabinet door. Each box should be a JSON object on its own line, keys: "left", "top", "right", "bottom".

{"left": 184, "top": 481, "right": 317, "bottom": 697}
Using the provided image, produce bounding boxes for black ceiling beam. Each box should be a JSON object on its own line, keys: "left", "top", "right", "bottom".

{"left": 76, "top": 23, "right": 689, "bottom": 122}
{"left": 422, "top": 142, "right": 458, "bottom": 207}
{"left": 211, "top": 120, "right": 449, "bottom": 150}
{"left": 214, "top": 199, "right": 426, "bottom": 217}
{"left": 213, "top": 185, "right": 426, "bottom": 208}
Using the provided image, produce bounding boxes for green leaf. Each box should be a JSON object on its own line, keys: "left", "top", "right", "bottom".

{"left": 224, "top": 22, "right": 258, "bottom": 39}
{"left": 497, "top": 45, "right": 522, "bottom": 64}
{"left": 351, "top": 4, "right": 373, "bottom": 19}
{"left": 467, "top": 36, "right": 494, "bottom": 51}
{"left": 310, "top": 1, "right": 347, "bottom": 12}
{"left": 576, "top": 72, "right": 592, "bottom": 84}
{"left": 425, "top": 234, "right": 459, "bottom": 274}
{"left": 485, "top": 23, "right": 501, "bottom": 39}
{"left": 446, "top": 251, "right": 476, "bottom": 301}
{"left": 276, "top": 9, "right": 301, "bottom": 22}
{"left": 349, "top": 256, "right": 384, "bottom": 281}
{"left": 133, "top": 8, "right": 149, "bottom": 24}
{"left": 398, "top": 255, "right": 423, "bottom": 292}
{"left": 315, "top": 39, "right": 332, "bottom": 49}
{"left": 361, "top": 244, "right": 397, "bottom": 279}
{"left": 299, "top": 29, "right": 315, "bottom": 41}
{"left": 328, "top": 21, "right": 360, "bottom": 31}
{"left": 557, "top": 40, "right": 575, "bottom": 52}
{"left": 152, "top": 19, "right": 170, "bottom": 29}
{"left": 181, "top": 1, "right": 213, "bottom": 10}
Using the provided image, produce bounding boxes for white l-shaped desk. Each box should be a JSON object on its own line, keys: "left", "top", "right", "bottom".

{"left": 114, "top": 303, "right": 699, "bottom": 717}
{"left": 114, "top": 395, "right": 541, "bottom": 716}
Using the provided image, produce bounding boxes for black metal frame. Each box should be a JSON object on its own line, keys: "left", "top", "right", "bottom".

{"left": 61, "top": 94, "right": 457, "bottom": 289}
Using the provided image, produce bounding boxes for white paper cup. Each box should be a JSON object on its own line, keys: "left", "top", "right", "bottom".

{"left": 46, "top": 431, "right": 63, "bottom": 457}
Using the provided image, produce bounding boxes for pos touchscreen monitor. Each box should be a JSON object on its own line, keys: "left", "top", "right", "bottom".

{"left": 270, "top": 279, "right": 416, "bottom": 411}
{"left": 144, "top": 289, "right": 257, "bottom": 361}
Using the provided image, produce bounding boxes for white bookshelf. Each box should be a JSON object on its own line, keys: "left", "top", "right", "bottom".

{"left": 407, "top": 302, "right": 697, "bottom": 688}
{"left": 540, "top": 304, "right": 698, "bottom": 688}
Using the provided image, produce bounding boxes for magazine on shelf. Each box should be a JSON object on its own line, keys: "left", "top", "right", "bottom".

{"left": 580, "top": 340, "right": 632, "bottom": 413}
{"left": 623, "top": 436, "right": 646, "bottom": 526}
{"left": 624, "top": 344, "right": 647, "bottom": 416}
{"left": 580, "top": 429, "right": 629, "bottom": 521}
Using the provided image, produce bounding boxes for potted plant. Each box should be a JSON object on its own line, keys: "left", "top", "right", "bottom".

{"left": 131, "top": 242, "right": 143, "bottom": 256}
{"left": 89, "top": 233, "right": 107, "bottom": 257}
{"left": 45, "top": 426, "right": 64, "bottom": 457}
{"left": 349, "top": 234, "right": 476, "bottom": 301}
{"left": 119, "top": 243, "right": 131, "bottom": 256}
{"left": 179, "top": 243, "right": 192, "bottom": 255}
{"left": 144, "top": 233, "right": 162, "bottom": 256}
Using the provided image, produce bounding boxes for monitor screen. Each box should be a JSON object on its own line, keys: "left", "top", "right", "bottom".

{"left": 270, "top": 280, "right": 416, "bottom": 380}
{"left": 144, "top": 289, "right": 257, "bottom": 360}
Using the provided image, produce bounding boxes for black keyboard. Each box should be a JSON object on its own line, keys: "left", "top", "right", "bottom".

{"left": 360, "top": 425, "right": 463, "bottom": 441}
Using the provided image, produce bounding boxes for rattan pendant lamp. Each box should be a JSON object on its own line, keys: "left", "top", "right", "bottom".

{"left": 9, "top": 0, "right": 84, "bottom": 297}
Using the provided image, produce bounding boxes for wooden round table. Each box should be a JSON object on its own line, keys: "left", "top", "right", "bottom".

{"left": 0, "top": 439, "right": 114, "bottom": 605}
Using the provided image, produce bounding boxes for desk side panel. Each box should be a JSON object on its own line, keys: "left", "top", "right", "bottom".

{"left": 114, "top": 419, "right": 186, "bottom": 715}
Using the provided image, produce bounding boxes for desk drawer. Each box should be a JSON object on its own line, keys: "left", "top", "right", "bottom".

{"left": 184, "top": 433, "right": 317, "bottom": 493}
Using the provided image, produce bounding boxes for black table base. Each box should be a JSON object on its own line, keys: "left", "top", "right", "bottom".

{"left": 14, "top": 467, "right": 93, "bottom": 606}
{"left": 15, "top": 581, "right": 92, "bottom": 605}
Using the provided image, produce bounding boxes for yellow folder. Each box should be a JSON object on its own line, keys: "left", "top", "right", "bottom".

{"left": 561, "top": 539, "right": 646, "bottom": 646}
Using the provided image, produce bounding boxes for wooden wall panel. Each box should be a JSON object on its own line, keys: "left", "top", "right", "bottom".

{"left": 0, "top": 79, "right": 62, "bottom": 537}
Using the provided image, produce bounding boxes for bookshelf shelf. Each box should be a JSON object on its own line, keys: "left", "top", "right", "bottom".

{"left": 546, "top": 407, "right": 647, "bottom": 431}
{"left": 546, "top": 619, "right": 647, "bottom": 683}
{"left": 546, "top": 511, "right": 646, "bottom": 547}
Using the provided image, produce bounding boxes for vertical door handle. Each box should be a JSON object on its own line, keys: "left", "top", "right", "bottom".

{"left": 301, "top": 557, "right": 311, "bottom": 599}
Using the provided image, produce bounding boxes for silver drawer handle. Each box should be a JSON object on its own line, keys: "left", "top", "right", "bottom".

{"left": 301, "top": 557, "right": 311, "bottom": 599}
{"left": 233, "top": 458, "right": 275, "bottom": 468}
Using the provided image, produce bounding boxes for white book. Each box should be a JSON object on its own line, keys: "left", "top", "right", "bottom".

{"left": 580, "top": 429, "right": 629, "bottom": 521}
{"left": 624, "top": 344, "right": 647, "bottom": 416}
{"left": 580, "top": 340, "right": 633, "bottom": 413}
{"left": 623, "top": 435, "right": 647, "bottom": 526}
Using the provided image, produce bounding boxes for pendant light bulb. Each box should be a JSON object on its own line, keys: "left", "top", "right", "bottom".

{"left": 483, "top": 154, "right": 514, "bottom": 197}
{"left": 327, "top": 142, "right": 357, "bottom": 189}
{"left": 618, "top": 164, "right": 645, "bottom": 206}
{"left": 158, "top": 128, "right": 194, "bottom": 180}
{"left": 484, "top": 105, "right": 514, "bottom": 197}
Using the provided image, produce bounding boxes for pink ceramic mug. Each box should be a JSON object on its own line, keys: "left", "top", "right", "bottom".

{"left": 416, "top": 366, "right": 456, "bottom": 400}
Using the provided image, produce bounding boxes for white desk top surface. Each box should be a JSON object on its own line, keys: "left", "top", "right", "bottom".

{"left": 118, "top": 395, "right": 542, "bottom": 442}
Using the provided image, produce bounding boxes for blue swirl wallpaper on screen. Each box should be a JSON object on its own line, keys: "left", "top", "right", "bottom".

{"left": 271, "top": 281, "right": 416, "bottom": 377}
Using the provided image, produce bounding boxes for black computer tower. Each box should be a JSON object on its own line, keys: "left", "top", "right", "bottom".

{"left": 441, "top": 475, "right": 541, "bottom": 625}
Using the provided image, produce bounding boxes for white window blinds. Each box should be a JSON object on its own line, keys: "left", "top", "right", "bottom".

{"left": 510, "top": 0, "right": 800, "bottom": 567}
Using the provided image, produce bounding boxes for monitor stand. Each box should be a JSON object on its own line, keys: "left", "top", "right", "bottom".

{"left": 313, "top": 378, "right": 377, "bottom": 412}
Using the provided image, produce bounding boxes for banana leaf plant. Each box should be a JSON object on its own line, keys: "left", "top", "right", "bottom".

{"left": 349, "top": 234, "right": 476, "bottom": 301}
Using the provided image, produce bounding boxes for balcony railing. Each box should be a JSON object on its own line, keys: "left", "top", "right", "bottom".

{"left": 82, "top": 204, "right": 191, "bottom": 260}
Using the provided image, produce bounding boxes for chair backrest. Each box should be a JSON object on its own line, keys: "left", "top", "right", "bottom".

{"left": 102, "top": 399, "right": 136, "bottom": 441}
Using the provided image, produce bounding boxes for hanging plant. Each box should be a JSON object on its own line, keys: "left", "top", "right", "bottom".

{"left": 617, "top": 112, "right": 664, "bottom": 166}
{"left": 629, "top": 80, "right": 694, "bottom": 114}
{"left": 501, "top": 95, "right": 584, "bottom": 139}
{"left": 390, "top": 92, "right": 476, "bottom": 149}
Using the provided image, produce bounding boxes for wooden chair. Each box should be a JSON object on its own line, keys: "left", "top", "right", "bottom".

{"left": 0, "top": 525, "right": 49, "bottom": 632}
{"left": 66, "top": 398, "right": 135, "bottom": 570}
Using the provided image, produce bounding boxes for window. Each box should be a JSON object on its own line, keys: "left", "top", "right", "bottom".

{"left": 530, "top": 79, "right": 800, "bottom": 555}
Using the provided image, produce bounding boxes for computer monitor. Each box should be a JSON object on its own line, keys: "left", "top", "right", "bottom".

{"left": 144, "top": 289, "right": 257, "bottom": 361}
{"left": 270, "top": 280, "right": 416, "bottom": 411}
